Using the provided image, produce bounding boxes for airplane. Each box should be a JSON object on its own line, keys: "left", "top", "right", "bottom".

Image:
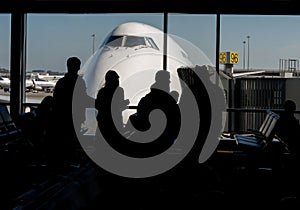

{"left": 31, "top": 78, "right": 56, "bottom": 92}
{"left": 0, "top": 75, "right": 56, "bottom": 93}
{"left": 30, "top": 72, "right": 64, "bottom": 81}
{"left": 80, "top": 21, "right": 193, "bottom": 134}
{"left": 0, "top": 76, "right": 11, "bottom": 90}
{"left": 79, "top": 22, "right": 216, "bottom": 130}
{"left": 0, "top": 76, "right": 36, "bottom": 92}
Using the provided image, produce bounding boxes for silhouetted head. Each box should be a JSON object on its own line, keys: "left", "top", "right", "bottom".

{"left": 151, "top": 70, "right": 170, "bottom": 92}
{"left": 155, "top": 70, "right": 170, "bottom": 83}
{"left": 105, "top": 70, "right": 120, "bottom": 87}
{"left": 67, "top": 57, "right": 81, "bottom": 75}
{"left": 284, "top": 100, "right": 296, "bottom": 113}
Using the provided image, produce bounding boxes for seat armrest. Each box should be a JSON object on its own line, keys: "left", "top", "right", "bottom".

{"left": 246, "top": 129, "right": 264, "bottom": 138}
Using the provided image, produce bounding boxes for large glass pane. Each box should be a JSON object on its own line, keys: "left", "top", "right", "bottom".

{"left": 221, "top": 15, "right": 300, "bottom": 132}
{"left": 168, "top": 14, "right": 216, "bottom": 68}
{"left": 26, "top": 13, "right": 164, "bottom": 133}
{"left": 26, "top": 13, "right": 163, "bottom": 99}
{"left": 0, "top": 14, "right": 11, "bottom": 104}
{"left": 168, "top": 14, "right": 225, "bottom": 161}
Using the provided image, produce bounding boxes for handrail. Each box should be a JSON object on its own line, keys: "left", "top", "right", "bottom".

{"left": 227, "top": 108, "right": 300, "bottom": 114}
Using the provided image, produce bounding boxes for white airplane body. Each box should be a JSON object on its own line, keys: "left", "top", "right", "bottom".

{"left": 0, "top": 76, "right": 37, "bottom": 91}
{"left": 81, "top": 22, "right": 195, "bottom": 128}
{"left": 31, "top": 78, "right": 56, "bottom": 92}
{"left": 36, "top": 73, "right": 63, "bottom": 81}
{"left": 0, "top": 76, "right": 11, "bottom": 89}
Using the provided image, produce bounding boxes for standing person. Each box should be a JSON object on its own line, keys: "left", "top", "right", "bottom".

{"left": 50, "top": 56, "right": 88, "bottom": 164}
{"left": 95, "top": 70, "right": 129, "bottom": 134}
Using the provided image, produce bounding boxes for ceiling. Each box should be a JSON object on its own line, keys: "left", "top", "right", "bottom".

{"left": 1, "top": 0, "right": 300, "bottom": 15}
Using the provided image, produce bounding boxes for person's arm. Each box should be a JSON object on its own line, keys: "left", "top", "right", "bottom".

{"left": 118, "top": 87, "right": 130, "bottom": 110}
{"left": 95, "top": 89, "right": 102, "bottom": 111}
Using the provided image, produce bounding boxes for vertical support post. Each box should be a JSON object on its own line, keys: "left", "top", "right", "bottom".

{"left": 10, "top": 11, "right": 26, "bottom": 120}
{"left": 163, "top": 12, "right": 168, "bottom": 70}
{"left": 216, "top": 13, "right": 220, "bottom": 75}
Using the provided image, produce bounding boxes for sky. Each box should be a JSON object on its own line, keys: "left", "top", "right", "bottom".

{"left": 1, "top": 14, "right": 300, "bottom": 72}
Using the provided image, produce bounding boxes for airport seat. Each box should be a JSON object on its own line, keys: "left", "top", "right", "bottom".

{"left": 228, "top": 110, "right": 293, "bottom": 172}
{"left": 0, "top": 113, "right": 10, "bottom": 144}
{"left": 0, "top": 104, "right": 22, "bottom": 136}
{"left": 234, "top": 110, "right": 280, "bottom": 150}
{"left": 0, "top": 104, "right": 34, "bottom": 148}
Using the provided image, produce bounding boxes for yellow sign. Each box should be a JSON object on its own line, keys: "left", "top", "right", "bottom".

{"left": 230, "top": 52, "right": 239, "bottom": 64}
{"left": 219, "top": 52, "right": 238, "bottom": 64}
{"left": 219, "top": 52, "right": 227, "bottom": 64}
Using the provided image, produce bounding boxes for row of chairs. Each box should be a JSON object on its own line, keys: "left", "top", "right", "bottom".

{"left": 0, "top": 104, "right": 25, "bottom": 146}
{"left": 234, "top": 110, "right": 281, "bottom": 150}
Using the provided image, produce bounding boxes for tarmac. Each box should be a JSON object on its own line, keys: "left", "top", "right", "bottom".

{"left": 0, "top": 88, "right": 53, "bottom": 104}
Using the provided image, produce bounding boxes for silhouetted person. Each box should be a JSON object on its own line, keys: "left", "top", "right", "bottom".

{"left": 94, "top": 70, "right": 132, "bottom": 206}
{"left": 33, "top": 96, "right": 55, "bottom": 146}
{"left": 15, "top": 96, "right": 54, "bottom": 154}
{"left": 274, "top": 99, "right": 299, "bottom": 196}
{"left": 129, "top": 70, "right": 180, "bottom": 132}
{"left": 158, "top": 66, "right": 220, "bottom": 201}
{"left": 118, "top": 70, "right": 180, "bottom": 159}
{"left": 49, "top": 56, "right": 88, "bottom": 165}
{"left": 95, "top": 70, "right": 181, "bottom": 208}
{"left": 95, "top": 69, "right": 180, "bottom": 159}
{"left": 95, "top": 70, "right": 129, "bottom": 134}
{"left": 275, "top": 100, "right": 299, "bottom": 155}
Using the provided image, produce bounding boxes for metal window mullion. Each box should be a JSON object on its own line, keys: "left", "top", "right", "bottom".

{"left": 10, "top": 11, "right": 26, "bottom": 120}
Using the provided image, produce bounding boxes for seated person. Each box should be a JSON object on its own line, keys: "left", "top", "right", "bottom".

{"left": 275, "top": 100, "right": 299, "bottom": 155}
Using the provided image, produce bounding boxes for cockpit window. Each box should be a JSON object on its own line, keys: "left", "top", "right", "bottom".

{"left": 105, "top": 35, "right": 123, "bottom": 47}
{"left": 124, "top": 36, "right": 146, "bottom": 47}
{"left": 145, "top": 37, "right": 159, "bottom": 50}
{"left": 104, "top": 35, "right": 159, "bottom": 51}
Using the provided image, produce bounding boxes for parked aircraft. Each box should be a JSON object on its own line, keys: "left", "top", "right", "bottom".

{"left": 0, "top": 76, "right": 36, "bottom": 92}
{"left": 0, "top": 76, "right": 10, "bottom": 90}
{"left": 0, "top": 76, "right": 56, "bottom": 92}
{"left": 31, "top": 78, "right": 56, "bottom": 92}
{"left": 29, "top": 72, "right": 63, "bottom": 81}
